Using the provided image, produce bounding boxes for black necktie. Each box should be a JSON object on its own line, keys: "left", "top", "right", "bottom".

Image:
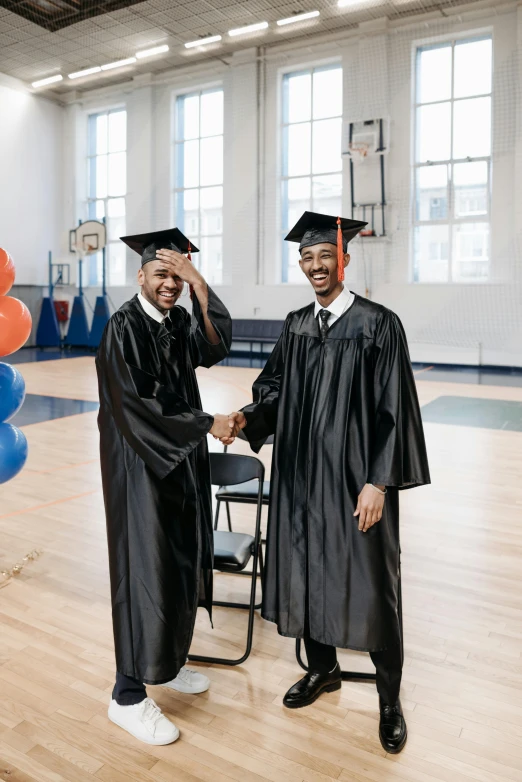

{"left": 163, "top": 316, "right": 173, "bottom": 333}
{"left": 318, "top": 309, "right": 331, "bottom": 340}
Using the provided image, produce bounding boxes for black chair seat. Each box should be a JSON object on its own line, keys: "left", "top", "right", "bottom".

{"left": 214, "top": 530, "right": 254, "bottom": 571}
{"left": 216, "top": 479, "right": 270, "bottom": 504}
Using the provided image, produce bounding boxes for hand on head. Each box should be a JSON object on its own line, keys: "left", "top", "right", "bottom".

{"left": 209, "top": 411, "right": 247, "bottom": 445}
{"left": 155, "top": 248, "right": 204, "bottom": 289}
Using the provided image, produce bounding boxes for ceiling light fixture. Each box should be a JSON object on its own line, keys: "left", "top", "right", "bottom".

{"left": 228, "top": 21, "right": 268, "bottom": 37}
{"left": 337, "top": 0, "right": 362, "bottom": 6}
{"left": 101, "top": 57, "right": 137, "bottom": 71}
{"left": 184, "top": 35, "right": 222, "bottom": 49}
{"left": 32, "top": 74, "right": 63, "bottom": 88}
{"left": 277, "top": 10, "right": 320, "bottom": 25}
{"left": 136, "top": 45, "right": 169, "bottom": 59}
{"left": 68, "top": 66, "right": 102, "bottom": 79}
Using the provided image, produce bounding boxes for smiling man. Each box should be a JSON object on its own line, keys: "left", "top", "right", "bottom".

{"left": 230, "top": 212, "right": 430, "bottom": 753}
{"left": 96, "top": 228, "right": 233, "bottom": 745}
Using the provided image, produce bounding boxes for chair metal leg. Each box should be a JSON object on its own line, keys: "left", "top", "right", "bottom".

{"left": 258, "top": 540, "right": 264, "bottom": 580}
{"left": 295, "top": 565, "right": 404, "bottom": 683}
{"left": 295, "top": 639, "right": 377, "bottom": 681}
{"left": 189, "top": 472, "right": 265, "bottom": 667}
{"left": 214, "top": 499, "right": 221, "bottom": 531}
{"left": 225, "top": 501, "right": 232, "bottom": 531}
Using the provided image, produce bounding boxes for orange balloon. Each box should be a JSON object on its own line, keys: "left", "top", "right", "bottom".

{"left": 0, "top": 248, "right": 15, "bottom": 296}
{"left": 0, "top": 296, "right": 32, "bottom": 357}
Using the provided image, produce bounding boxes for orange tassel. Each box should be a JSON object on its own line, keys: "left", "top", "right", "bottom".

{"left": 336, "top": 217, "right": 344, "bottom": 282}
{"left": 187, "top": 241, "right": 194, "bottom": 300}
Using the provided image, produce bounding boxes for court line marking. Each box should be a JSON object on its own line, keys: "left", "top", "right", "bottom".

{"left": 413, "top": 366, "right": 434, "bottom": 375}
{"left": 0, "top": 490, "right": 100, "bottom": 520}
{"left": 23, "top": 459, "right": 98, "bottom": 476}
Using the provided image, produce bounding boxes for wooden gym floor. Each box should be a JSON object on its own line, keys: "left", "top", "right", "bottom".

{"left": 1, "top": 356, "right": 522, "bottom": 782}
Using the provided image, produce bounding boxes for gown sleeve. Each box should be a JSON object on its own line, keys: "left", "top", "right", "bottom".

{"left": 240, "top": 317, "right": 289, "bottom": 453}
{"left": 98, "top": 313, "right": 214, "bottom": 480}
{"left": 189, "top": 287, "right": 232, "bottom": 369}
{"left": 367, "top": 310, "right": 431, "bottom": 490}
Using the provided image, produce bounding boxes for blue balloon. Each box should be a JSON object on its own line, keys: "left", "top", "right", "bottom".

{"left": 0, "top": 362, "right": 25, "bottom": 423}
{"left": 0, "top": 423, "right": 28, "bottom": 483}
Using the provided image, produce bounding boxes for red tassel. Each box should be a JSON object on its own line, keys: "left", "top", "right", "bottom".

{"left": 336, "top": 217, "right": 344, "bottom": 282}
{"left": 187, "top": 241, "right": 194, "bottom": 300}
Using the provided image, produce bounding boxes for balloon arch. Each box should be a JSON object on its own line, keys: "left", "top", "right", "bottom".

{"left": 0, "top": 248, "right": 31, "bottom": 484}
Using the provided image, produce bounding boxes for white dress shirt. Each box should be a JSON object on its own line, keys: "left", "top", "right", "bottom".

{"left": 138, "top": 292, "right": 171, "bottom": 325}
{"left": 314, "top": 286, "right": 355, "bottom": 327}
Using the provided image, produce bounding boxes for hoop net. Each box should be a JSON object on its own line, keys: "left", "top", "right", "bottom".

{"left": 70, "top": 220, "right": 107, "bottom": 259}
{"left": 347, "top": 142, "right": 370, "bottom": 162}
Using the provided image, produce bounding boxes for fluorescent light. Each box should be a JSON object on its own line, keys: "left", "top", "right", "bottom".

{"left": 228, "top": 21, "right": 268, "bottom": 37}
{"left": 277, "top": 10, "right": 320, "bottom": 25}
{"left": 101, "top": 57, "right": 137, "bottom": 71}
{"left": 185, "top": 34, "right": 222, "bottom": 49}
{"left": 338, "top": 0, "right": 362, "bottom": 5}
{"left": 136, "top": 45, "right": 169, "bottom": 59}
{"left": 68, "top": 66, "right": 102, "bottom": 79}
{"left": 32, "top": 74, "right": 63, "bottom": 88}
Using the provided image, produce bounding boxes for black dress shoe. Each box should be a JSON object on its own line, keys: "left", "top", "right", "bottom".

{"left": 283, "top": 663, "right": 342, "bottom": 709}
{"left": 379, "top": 698, "right": 407, "bottom": 753}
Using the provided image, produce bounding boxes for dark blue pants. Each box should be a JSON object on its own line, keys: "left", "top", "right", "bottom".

{"left": 112, "top": 672, "right": 147, "bottom": 706}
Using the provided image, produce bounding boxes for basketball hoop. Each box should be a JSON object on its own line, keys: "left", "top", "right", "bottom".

{"left": 347, "top": 142, "right": 370, "bottom": 162}
{"left": 69, "top": 220, "right": 107, "bottom": 259}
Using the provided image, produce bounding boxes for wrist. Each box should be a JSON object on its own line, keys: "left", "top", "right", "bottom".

{"left": 191, "top": 277, "right": 207, "bottom": 294}
{"left": 368, "top": 483, "right": 387, "bottom": 495}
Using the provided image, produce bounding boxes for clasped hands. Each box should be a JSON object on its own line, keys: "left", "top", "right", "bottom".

{"left": 210, "top": 411, "right": 247, "bottom": 445}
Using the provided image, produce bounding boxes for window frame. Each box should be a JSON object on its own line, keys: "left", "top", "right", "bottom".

{"left": 86, "top": 106, "right": 127, "bottom": 287}
{"left": 172, "top": 85, "right": 224, "bottom": 286}
{"left": 412, "top": 34, "right": 493, "bottom": 284}
{"left": 280, "top": 61, "right": 343, "bottom": 284}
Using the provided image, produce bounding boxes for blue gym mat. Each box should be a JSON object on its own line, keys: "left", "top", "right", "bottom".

{"left": 421, "top": 396, "right": 522, "bottom": 432}
{"left": 9, "top": 394, "right": 99, "bottom": 426}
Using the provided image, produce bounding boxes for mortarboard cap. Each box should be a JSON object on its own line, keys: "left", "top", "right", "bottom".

{"left": 120, "top": 228, "right": 199, "bottom": 266}
{"left": 285, "top": 211, "right": 367, "bottom": 282}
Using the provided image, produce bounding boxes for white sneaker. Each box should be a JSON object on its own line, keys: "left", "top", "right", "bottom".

{"left": 108, "top": 697, "right": 179, "bottom": 745}
{"left": 162, "top": 666, "right": 210, "bottom": 694}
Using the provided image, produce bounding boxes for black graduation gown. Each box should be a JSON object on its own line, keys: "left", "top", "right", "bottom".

{"left": 242, "top": 294, "right": 430, "bottom": 652}
{"left": 96, "top": 290, "right": 231, "bottom": 684}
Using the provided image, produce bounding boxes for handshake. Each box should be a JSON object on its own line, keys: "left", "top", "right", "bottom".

{"left": 209, "top": 411, "right": 247, "bottom": 445}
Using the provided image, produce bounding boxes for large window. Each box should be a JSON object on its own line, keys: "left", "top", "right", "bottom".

{"left": 281, "top": 65, "right": 343, "bottom": 283}
{"left": 87, "top": 109, "right": 127, "bottom": 286}
{"left": 174, "top": 89, "right": 224, "bottom": 286}
{"left": 413, "top": 37, "right": 492, "bottom": 283}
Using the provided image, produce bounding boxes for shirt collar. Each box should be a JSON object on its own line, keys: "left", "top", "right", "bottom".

{"left": 138, "top": 292, "right": 170, "bottom": 324}
{"left": 314, "top": 286, "right": 353, "bottom": 318}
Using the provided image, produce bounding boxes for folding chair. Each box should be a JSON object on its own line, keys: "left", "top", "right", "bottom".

{"left": 214, "top": 432, "right": 273, "bottom": 535}
{"left": 188, "top": 452, "right": 265, "bottom": 667}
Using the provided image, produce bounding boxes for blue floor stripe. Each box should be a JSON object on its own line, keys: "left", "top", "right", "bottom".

{"left": 9, "top": 394, "right": 99, "bottom": 426}
{"left": 421, "top": 396, "right": 522, "bottom": 432}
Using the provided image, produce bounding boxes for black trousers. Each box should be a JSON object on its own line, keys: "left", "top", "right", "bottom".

{"left": 304, "top": 635, "right": 402, "bottom": 705}
{"left": 112, "top": 672, "right": 147, "bottom": 706}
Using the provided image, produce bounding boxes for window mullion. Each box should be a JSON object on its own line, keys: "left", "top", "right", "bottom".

{"left": 448, "top": 41, "right": 456, "bottom": 283}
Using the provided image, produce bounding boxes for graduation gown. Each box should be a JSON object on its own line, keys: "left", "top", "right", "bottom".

{"left": 96, "top": 290, "right": 231, "bottom": 684}
{"left": 242, "top": 294, "right": 430, "bottom": 652}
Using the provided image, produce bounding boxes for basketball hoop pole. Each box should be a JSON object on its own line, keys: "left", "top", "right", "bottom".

{"left": 102, "top": 216, "right": 107, "bottom": 297}
{"left": 89, "top": 215, "right": 110, "bottom": 349}
{"left": 77, "top": 219, "right": 84, "bottom": 298}
{"left": 65, "top": 218, "right": 90, "bottom": 348}
{"left": 36, "top": 249, "right": 61, "bottom": 348}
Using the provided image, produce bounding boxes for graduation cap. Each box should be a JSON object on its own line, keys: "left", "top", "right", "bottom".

{"left": 120, "top": 228, "right": 199, "bottom": 266}
{"left": 285, "top": 211, "right": 367, "bottom": 282}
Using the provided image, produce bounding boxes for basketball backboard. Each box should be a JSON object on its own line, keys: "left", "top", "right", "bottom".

{"left": 69, "top": 220, "right": 107, "bottom": 257}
